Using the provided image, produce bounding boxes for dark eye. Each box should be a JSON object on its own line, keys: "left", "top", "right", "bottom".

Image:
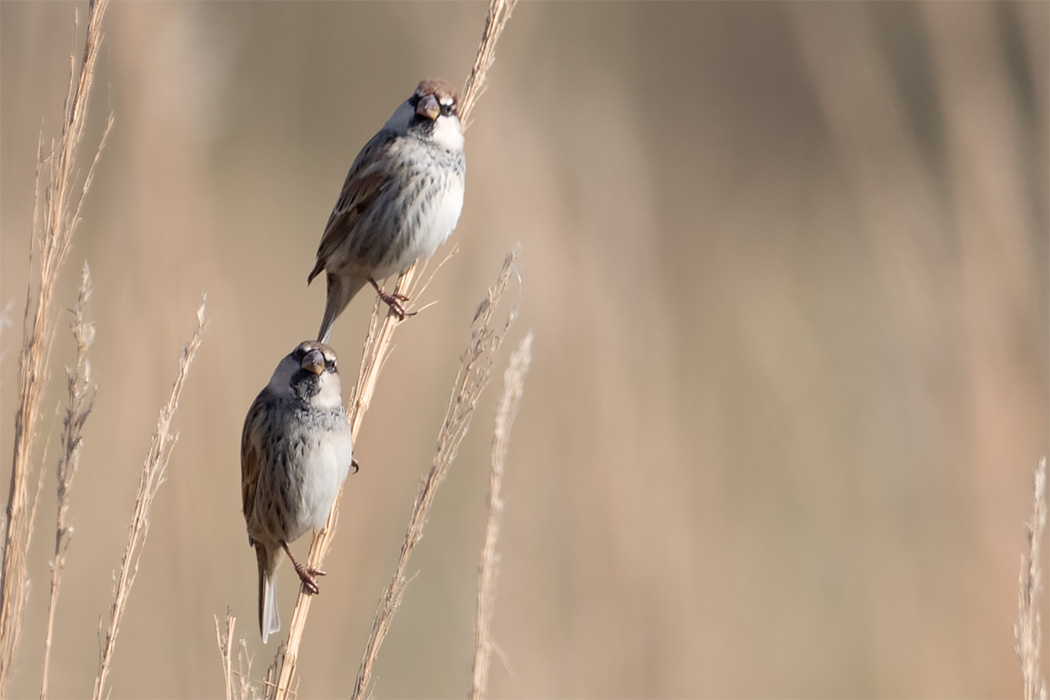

{"left": 325, "top": 358, "right": 337, "bottom": 372}
{"left": 440, "top": 103, "right": 455, "bottom": 117}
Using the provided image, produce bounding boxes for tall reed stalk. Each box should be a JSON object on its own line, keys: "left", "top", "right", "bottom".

{"left": 264, "top": 2, "right": 517, "bottom": 697}
{"left": 0, "top": 0, "right": 112, "bottom": 694}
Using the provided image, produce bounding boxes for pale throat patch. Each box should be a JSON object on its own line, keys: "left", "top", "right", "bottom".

{"left": 431, "top": 113, "right": 464, "bottom": 152}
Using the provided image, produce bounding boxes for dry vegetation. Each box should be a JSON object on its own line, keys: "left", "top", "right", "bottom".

{"left": 92, "top": 299, "right": 206, "bottom": 700}
{"left": 40, "top": 263, "right": 95, "bottom": 700}
{"left": 1015, "top": 458, "right": 1048, "bottom": 700}
{"left": 1, "top": 0, "right": 112, "bottom": 694}
{"left": 0, "top": 1, "right": 1046, "bottom": 697}
{"left": 472, "top": 331, "right": 533, "bottom": 699}
{"left": 0, "top": 9, "right": 213, "bottom": 696}
{"left": 264, "top": 3, "right": 519, "bottom": 697}
{"left": 1, "top": 1, "right": 211, "bottom": 696}
{"left": 3, "top": 0, "right": 527, "bottom": 698}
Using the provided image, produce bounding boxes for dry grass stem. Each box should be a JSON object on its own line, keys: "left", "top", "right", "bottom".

{"left": 216, "top": 611, "right": 260, "bottom": 700}
{"left": 92, "top": 299, "right": 207, "bottom": 700}
{"left": 216, "top": 613, "right": 236, "bottom": 700}
{"left": 459, "top": 0, "right": 518, "bottom": 129}
{"left": 414, "top": 246, "right": 460, "bottom": 299}
{"left": 263, "top": 647, "right": 295, "bottom": 700}
{"left": 0, "top": 0, "right": 111, "bottom": 693}
{"left": 265, "top": 2, "right": 516, "bottom": 695}
{"left": 471, "top": 331, "right": 532, "bottom": 699}
{"left": 1015, "top": 457, "right": 1048, "bottom": 700}
{"left": 40, "top": 264, "right": 97, "bottom": 700}
{"left": 352, "top": 248, "right": 520, "bottom": 700}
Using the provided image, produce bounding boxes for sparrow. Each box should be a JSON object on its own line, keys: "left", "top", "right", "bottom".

{"left": 308, "top": 78, "right": 466, "bottom": 343}
{"left": 240, "top": 341, "right": 355, "bottom": 643}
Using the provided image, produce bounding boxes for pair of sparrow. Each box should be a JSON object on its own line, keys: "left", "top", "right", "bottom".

{"left": 239, "top": 79, "right": 466, "bottom": 643}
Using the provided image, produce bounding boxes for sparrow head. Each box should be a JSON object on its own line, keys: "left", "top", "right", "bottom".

{"left": 412, "top": 79, "right": 459, "bottom": 121}
{"left": 268, "top": 341, "right": 343, "bottom": 407}
{"left": 385, "top": 78, "right": 463, "bottom": 152}
{"left": 297, "top": 342, "right": 328, "bottom": 375}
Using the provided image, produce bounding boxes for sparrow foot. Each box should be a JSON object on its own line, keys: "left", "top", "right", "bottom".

{"left": 294, "top": 563, "right": 325, "bottom": 595}
{"left": 369, "top": 279, "right": 417, "bottom": 320}
{"left": 281, "top": 542, "right": 326, "bottom": 595}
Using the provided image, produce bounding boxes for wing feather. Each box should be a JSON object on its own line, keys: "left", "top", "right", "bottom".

{"left": 240, "top": 397, "right": 265, "bottom": 529}
{"left": 309, "top": 130, "right": 400, "bottom": 281}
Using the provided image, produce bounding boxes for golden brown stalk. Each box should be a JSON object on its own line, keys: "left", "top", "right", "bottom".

{"left": 1015, "top": 458, "right": 1047, "bottom": 700}
{"left": 92, "top": 300, "right": 207, "bottom": 700}
{"left": 40, "top": 264, "right": 97, "bottom": 700}
{"left": 216, "top": 613, "right": 237, "bottom": 700}
{"left": 216, "top": 611, "right": 260, "bottom": 700}
{"left": 265, "top": 2, "right": 517, "bottom": 696}
{"left": 471, "top": 332, "right": 532, "bottom": 700}
{"left": 460, "top": 0, "right": 518, "bottom": 129}
{"left": 0, "top": 0, "right": 111, "bottom": 694}
{"left": 352, "top": 249, "right": 520, "bottom": 700}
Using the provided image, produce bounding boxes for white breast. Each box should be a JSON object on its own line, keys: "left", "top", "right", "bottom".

{"left": 420, "top": 175, "right": 465, "bottom": 259}
{"left": 297, "top": 428, "right": 353, "bottom": 534}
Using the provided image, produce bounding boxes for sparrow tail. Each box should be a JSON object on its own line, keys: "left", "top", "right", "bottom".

{"left": 256, "top": 544, "right": 280, "bottom": 644}
{"left": 317, "top": 272, "right": 367, "bottom": 343}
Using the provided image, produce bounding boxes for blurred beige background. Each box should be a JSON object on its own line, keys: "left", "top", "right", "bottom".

{"left": 1, "top": 2, "right": 1047, "bottom": 698}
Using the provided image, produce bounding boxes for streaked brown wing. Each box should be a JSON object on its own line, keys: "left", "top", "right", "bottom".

{"left": 312, "top": 130, "right": 399, "bottom": 273}
{"left": 240, "top": 397, "right": 265, "bottom": 525}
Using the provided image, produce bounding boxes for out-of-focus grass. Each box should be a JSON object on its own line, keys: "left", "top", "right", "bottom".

{"left": 1, "top": 2, "right": 1046, "bottom": 697}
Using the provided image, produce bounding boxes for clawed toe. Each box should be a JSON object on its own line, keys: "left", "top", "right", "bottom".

{"left": 369, "top": 278, "right": 416, "bottom": 320}
{"left": 380, "top": 293, "right": 416, "bottom": 320}
{"left": 294, "top": 562, "right": 324, "bottom": 595}
{"left": 385, "top": 296, "right": 408, "bottom": 320}
{"left": 281, "top": 541, "right": 326, "bottom": 595}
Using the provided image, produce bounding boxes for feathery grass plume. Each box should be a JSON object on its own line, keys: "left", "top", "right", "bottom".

{"left": 40, "top": 264, "right": 97, "bottom": 700}
{"left": 471, "top": 331, "right": 532, "bottom": 699}
{"left": 217, "top": 613, "right": 236, "bottom": 700}
{"left": 0, "top": 0, "right": 112, "bottom": 693}
{"left": 92, "top": 299, "right": 207, "bottom": 700}
{"left": 216, "top": 611, "right": 261, "bottom": 700}
{"left": 265, "top": 2, "right": 517, "bottom": 695}
{"left": 1015, "top": 458, "right": 1047, "bottom": 700}
{"left": 460, "top": 0, "right": 518, "bottom": 130}
{"left": 352, "top": 248, "right": 520, "bottom": 700}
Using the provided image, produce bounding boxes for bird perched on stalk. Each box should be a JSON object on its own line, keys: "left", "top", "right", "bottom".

{"left": 240, "top": 341, "right": 355, "bottom": 643}
{"left": 308, "top": 78, "right": 466, "bottom": 343}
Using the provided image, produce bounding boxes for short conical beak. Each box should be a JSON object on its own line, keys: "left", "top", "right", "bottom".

{"left": 301, "top": 349, "right": 324, "bottom": 375}
{"left": 416, "top": 93, "right": 440, "bottom": 120}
